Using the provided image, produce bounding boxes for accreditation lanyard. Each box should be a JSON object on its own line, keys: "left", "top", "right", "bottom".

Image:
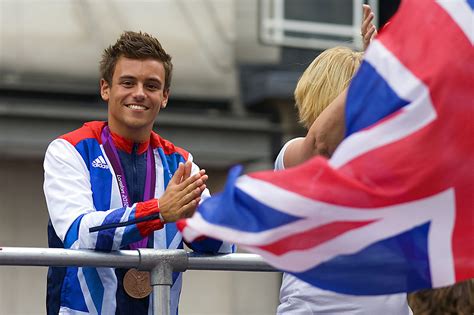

{"left": 100, "top": 126, "right": 156, "bottom": 248}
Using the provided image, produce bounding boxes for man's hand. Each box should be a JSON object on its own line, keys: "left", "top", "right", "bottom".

{"left": 158, "top": 161, "right": 208, "bottom": 223}
{"left": 361, "top": 4, "right": 378, "bottom": 51}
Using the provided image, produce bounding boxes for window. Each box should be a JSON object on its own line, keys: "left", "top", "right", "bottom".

{"left": 259, "top": 0, "right": 379, "bottom": 50}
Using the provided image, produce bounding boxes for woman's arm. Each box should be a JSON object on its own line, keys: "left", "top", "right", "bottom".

{"left": 283, "top": 89, "right": 347, "bottom": 168}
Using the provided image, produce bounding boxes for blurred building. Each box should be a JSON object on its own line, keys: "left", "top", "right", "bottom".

{"left": 0, "top": 0, "right": 398, "bottom": 314}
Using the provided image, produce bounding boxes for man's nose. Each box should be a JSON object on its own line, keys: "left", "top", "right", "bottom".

{"left": 133, "top": 84, "right": 146, "bottom": 101}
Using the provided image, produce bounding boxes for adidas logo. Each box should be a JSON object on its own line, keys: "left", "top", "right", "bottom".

{"left": 92, "top": 156, "right": 109, "bottom": 169}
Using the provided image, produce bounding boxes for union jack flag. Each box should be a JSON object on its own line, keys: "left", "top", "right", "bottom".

{"left": 179, "top": 0, "right": 474, "bottom": 294}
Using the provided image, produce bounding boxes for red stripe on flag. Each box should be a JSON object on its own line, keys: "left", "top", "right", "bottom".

{"left": 379, "top": 0, "right": 472, "bottom": 92}
{"left": 258, "top": 220, "right": 376, "bottom": 256}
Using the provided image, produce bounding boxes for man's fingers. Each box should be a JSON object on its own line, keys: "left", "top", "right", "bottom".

{"left": 169, "top": 162, "right": 185, "bottom": 185}
{"left": 180, "top": 184, "right": 206, "bottom": 206}
{"left": 160, "top": 165, "right": 208, "bottom": 222}
{"left": 199, "top": 173, "right": 208, "bottom": 185}
{"left": 175, "top": 193, "right": 203, "bottom": 220}
{"left": 180, "top": 200, "right": 199, "bottom": 218}
{"left": 178, "top": 170, "right": 207, "bottom": 190}
{"left": 183, "top": 161, "right": 192, "bottom": 181}
{"left": 175, "top": 175, "right": 208, "bottom": 206}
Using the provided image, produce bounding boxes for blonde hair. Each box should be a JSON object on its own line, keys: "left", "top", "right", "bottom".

{"left": 295, "top": 46, "right": 363, "bottom": 129}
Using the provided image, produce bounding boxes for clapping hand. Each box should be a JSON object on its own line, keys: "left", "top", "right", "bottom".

{"left": 159, "top": 161, "right": 208, "bottom": 222}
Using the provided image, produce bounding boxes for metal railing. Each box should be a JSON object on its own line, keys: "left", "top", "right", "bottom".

{"left": 0, "top": 247, "right": 277, "bottom": 315}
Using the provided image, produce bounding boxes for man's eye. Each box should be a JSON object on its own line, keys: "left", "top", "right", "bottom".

{"left": 121, "top": 81, "right": 133, "bottom": 87}
{"left": 146, "top": 84, "right": 159, "bottom": 90}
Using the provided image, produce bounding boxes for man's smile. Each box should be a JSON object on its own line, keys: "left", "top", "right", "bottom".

{"left": 125, "top": 104, "right": 149, "bottom": 110}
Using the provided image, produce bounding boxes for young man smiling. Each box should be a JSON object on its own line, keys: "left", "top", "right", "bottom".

{"left": 44, "top": 31, "right": 233, "bottom": 315}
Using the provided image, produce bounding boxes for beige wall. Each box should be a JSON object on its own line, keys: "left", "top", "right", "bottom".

{"left": 0, "top": 158, "right": 279, "bottom": 315}
{"left": 0, "top": 158, "right": 49, "bottom": 315}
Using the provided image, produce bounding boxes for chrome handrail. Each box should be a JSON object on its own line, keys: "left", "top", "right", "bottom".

{"left": 0, "top": 247, "right": 277, "bottom": 315}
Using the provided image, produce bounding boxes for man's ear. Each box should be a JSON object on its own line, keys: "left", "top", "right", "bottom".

{"left": 161, "top": 89, "right": 170, "bottom": 109}
{"left": 100, "top": 79, "right": 110, "bottom": 102}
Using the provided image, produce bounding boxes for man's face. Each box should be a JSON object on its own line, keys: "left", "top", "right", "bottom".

{"left": 100, "top": 56, "right": 169, "bottom": 141}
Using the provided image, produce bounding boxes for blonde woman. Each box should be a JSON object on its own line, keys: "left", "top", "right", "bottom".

{"left": 278, "top": 46, "right": 363, "bottom": 169}
{"left": 280, "top": 4, "right": 377, "bottom": 169}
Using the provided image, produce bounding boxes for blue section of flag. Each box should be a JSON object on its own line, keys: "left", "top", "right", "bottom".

{"left": 293, "top": 223, "right": 431, "bottom": 295}
{"left": 467, "top": 0, "right": 474, "bottom": 10}
{"left": 199, "top": 166, "right": 302, "bottom": 232}
{"left": 188, "top": 236, "right": 224, "bottom": 254}
{"left": 345, "top": 61, "right": 410, "bottom": 137}
{"left": 83, "top": 267, "right": 104, "bottom": 314}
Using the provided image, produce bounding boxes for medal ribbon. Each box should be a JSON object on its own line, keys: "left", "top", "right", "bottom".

{"left": 97, "top": 126, "right": 156, "bottom": 249}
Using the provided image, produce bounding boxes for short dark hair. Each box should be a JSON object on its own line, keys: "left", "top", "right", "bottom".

{"left": 99, "top": 31, "right": 173, "bottom": 90}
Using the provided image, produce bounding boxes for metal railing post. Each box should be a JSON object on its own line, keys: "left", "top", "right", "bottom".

{"left": 150, "top": 264, "right": 172, "bottom": 315}
{"left": 137, "top": 249, "right": 188, "bottom": 315}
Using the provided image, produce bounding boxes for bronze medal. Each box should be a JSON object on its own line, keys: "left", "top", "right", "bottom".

{"left": 123, "top": 268, "right": 152, "bottom": 299}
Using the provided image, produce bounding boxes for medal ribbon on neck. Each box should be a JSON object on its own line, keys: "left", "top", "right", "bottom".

{"left": 89, "top": 126, "right": 158, "bottom": 246}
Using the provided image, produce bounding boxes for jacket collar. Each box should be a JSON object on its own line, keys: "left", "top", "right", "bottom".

{"left": 109, "top": 129, "right": 150, "bottom": 155}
